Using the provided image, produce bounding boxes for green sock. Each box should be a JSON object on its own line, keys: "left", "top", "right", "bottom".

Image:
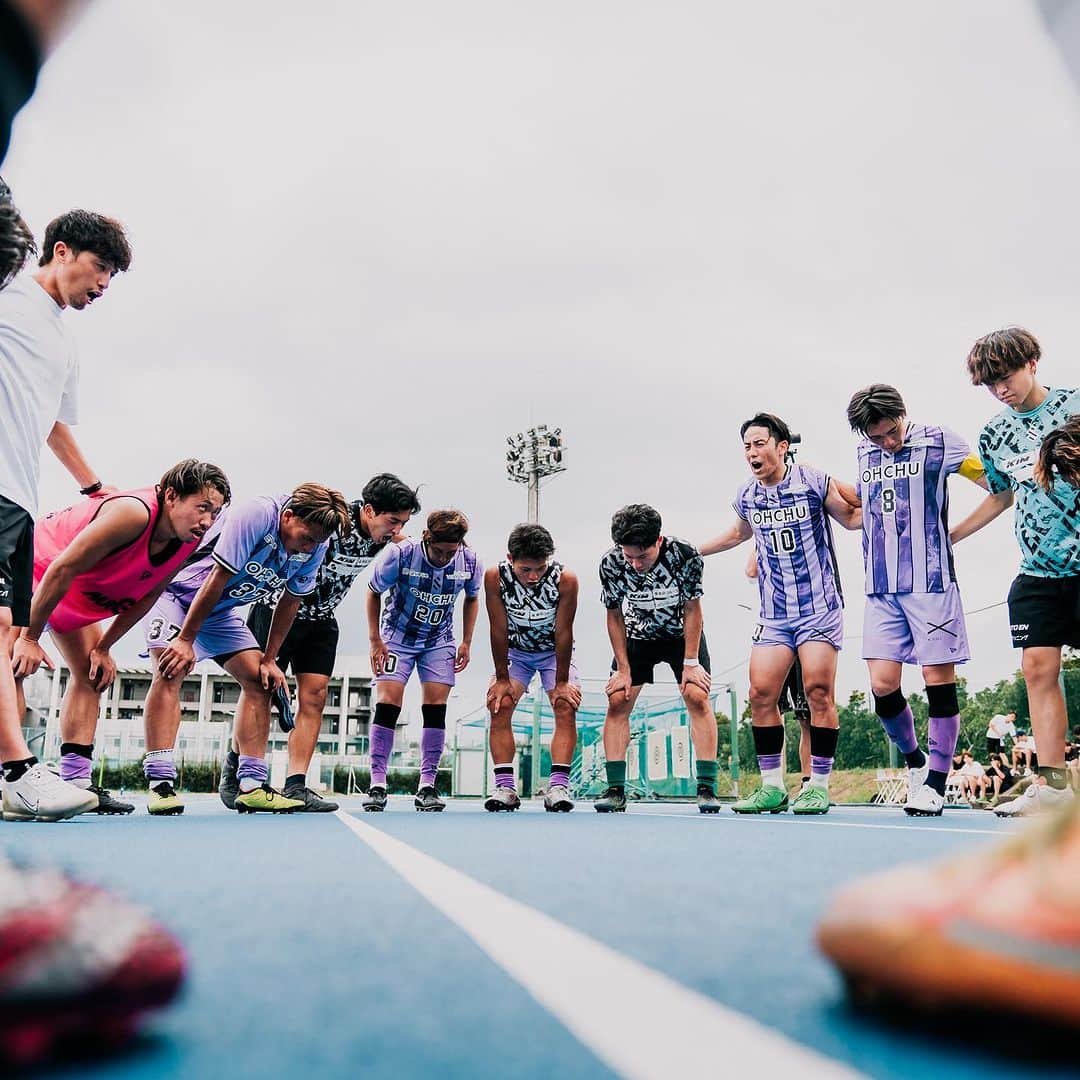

{"left": 696, "top": 760, "right": 718, "bottom": 792}
{"left": 1038, "top": 765, "right": 1068, "bottom": 791}
{"left": 605, "top": 760, "right": 627, "bottom": 789}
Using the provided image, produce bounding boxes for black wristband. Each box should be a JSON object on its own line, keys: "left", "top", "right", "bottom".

{"left": 80, "top": 480, "right": 103, "bottom": 496}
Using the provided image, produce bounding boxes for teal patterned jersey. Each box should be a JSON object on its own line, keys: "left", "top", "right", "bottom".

{"left": 977, "top": 386, "right": 1080, "bottom": 577}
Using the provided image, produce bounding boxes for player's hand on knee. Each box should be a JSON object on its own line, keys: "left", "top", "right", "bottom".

{"left": 606, "top": 670, "right": 631, "bottom": 701}
{"left": 159, "top": 638, "right": 195, "bottom": 680}
{"left": 681, "top": 665, "right": 711, "bottom": 694}
{"left": 552, "top": 681, "right": 581, "bottom": 710}
{"left": 88, "top": 647, "right": 116, "bottom": 691}
{"left": 11, "top": 635, "right": 52, "bottom": 678}
{"left": 486, "top": 678, "right": 515, "bottom": 714}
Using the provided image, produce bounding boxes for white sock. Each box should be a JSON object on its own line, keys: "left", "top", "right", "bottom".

{"left": 809, "top": 773, "right": 829, "bottom": 791}
{"left": 761, "top": 767, "right": 784, "bottom": 790}
{"left": 239, "top": 777, "right": 261, "bottom": 793}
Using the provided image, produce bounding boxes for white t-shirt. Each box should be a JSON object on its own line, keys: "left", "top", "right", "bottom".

{"left": 960, "top": 760, "right": 985, "bottom": 778}
{"left": 0, "top": 275, "right": 79, "bottom": 515}
{"left": 987, "top": 714, "right": 1017, "bottom": 739}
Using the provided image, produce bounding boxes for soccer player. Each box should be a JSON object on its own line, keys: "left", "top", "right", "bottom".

{"left": 0, "top": 208, "right": 131, "bottom": 822}
{"left": 952, "top": 329, "right": 1078, "bottom": 816}
{"left": 595, "top": 504, "right": 717, "bottom": 813}
{"left": 143, "top": 484, "right": 350, "bottom": 815}
{"left": 846, "top": 384, "right": 987, "bottom": 816}
{"left": 239, "top": 473, "right": 420, "bottom": 812}
{"left": 8, "top": 460, "right": 229, "bottom": 814}
{"left": 484, "top": 523, "right": 581, "bottom": 812}
{"left": 700, "top": 414, "right": 860, "bottom": 815}
{"left": 365, "top": 509, "right": 482, "bottom": 812}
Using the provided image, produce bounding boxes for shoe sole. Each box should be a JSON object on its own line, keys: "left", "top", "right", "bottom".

{"left": 731, "top": 805, "right": 789, "bottom": 814}
{"left": 362, "top": 804, "right": 386, "bottom": 812}
{"left": 87, "top": 806, "right": 136, "bottom": 815}
{"left": 484, "top": 801, "right": 520, "bottom": 812}
{"left": 2, "top": 809, "right": 87, "bottom": 822}
{"left": 147, "top": 806, "right": 184, "bottom": 816}
{"left": 594, "top": 806, "right": 626, "bottom": 813}
{"left": 698, "top": 805, "right": 721, "bottom": 814}
{"left": 235, "top": 804, "right": 298, "bottom": 814}
{"left": 904, "top": 807, "right": 943, "bottom": 817}
{"left": 792, "top": 807, "right": 830, "bottom": 815}
{"left": 414, "top": 804, "right": 446, "bottom": 812}
{"left": 545, "top": 803, "right": 574, "bottom": 812}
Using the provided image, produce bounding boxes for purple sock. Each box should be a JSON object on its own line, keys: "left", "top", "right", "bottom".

{"left": 493, "top": 765, "right": 516, "bottom": 790}
{"left": 811, "top": 755, "right": 833, "bottom": 778}
{"left": 757, "top": 753, "right": 783, "bottom": 772}
{"left": 238, "top": 754, "right": 268, "bottom": 787}
{"left": 549, "top": 766, "right": 570, "bottom": 789}
{"left": 143, "top": 748, "right": 176, "bottom": 782}
{"left": 928, "top": 714, "right": 961, "bottom": 774}
{"left": 61, "top": 752, "right": 92, "bottom": 784}
{"left": 879, "top": 705, "right": 919, "bottom": 755}
{"left": 420, "top": 728, "right": 445, "bottom": 787}
{"left": 369, "top": 724, "right": 395, "bottom": 787}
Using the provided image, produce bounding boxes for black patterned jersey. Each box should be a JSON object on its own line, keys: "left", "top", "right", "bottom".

{"left": 599, "top": 537, "right": 704, "bottom": 641}
{"left": 498, "top": 560, "right": 564, "bottom": 653}
{"left": 254, "top": 501, "right": 389, "bottom": 621}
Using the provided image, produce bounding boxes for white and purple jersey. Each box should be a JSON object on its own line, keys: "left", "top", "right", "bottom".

{"left": 165, "top": 494, "right": 328, "bottom": 613}
{"left": 857, "top": 423, "right": 970, "bottom": 595}
{"left": 369, "top": 537, "right": 483, "bottom": 648}
{"left": 499, "top": 559, "right": 564, "bottom": 653}
{"left": 734, "top": 463, "right": 842, "bottom": 621}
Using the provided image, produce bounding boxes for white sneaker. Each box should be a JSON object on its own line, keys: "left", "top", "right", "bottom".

{"left": 2, "top": 763, "right": 98, "bottom": 822}
{"left": 905, "top": 761, "right": 929, "bottom": 807}
{"left": 544, "top": 784, "right": 575, "bottom": 812}
{"left": 994, "top": 782, "right": 1074, "bottom": 818}
{"left": 904, "top": 783, "right": 944, "bottom": 817}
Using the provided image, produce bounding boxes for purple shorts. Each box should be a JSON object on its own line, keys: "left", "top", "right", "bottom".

{"left": 378, "top": 640, "right": 457, "bottom": 685}
{"left": 507, "top": 648, "right": 580, "bottom": 692}
{"left": 144, "top": 593, "right": 258, "bottom": 663}
{"left": 752, "top": 606, "right": 843, "bottom": 651}
{"left": 862, "top": 583, "right": 970, "bottom": 666}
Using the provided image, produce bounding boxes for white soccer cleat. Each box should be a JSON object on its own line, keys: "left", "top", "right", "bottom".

{"left": 904, "top": 783, "right": 944, "bottom": 817}
{"left": 904, "top": 762, "right": 929, "bottom": 807}
{"left": 994, "top": 782, "right": 1074, "bottom": 818}
{"left": 2, "top": 763, "right": 98, "bottom": 822}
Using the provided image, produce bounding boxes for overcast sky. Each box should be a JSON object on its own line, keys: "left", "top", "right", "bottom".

{"left": 5, "top": 0, "right": 1080, "bottom": 719}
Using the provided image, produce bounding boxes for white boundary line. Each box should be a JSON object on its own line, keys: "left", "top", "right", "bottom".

{"left": 624, "top": 809, "right": 1005, "bottom": 836}
{"left": 335, "top": 810, "right": 862, "bottom": 1080}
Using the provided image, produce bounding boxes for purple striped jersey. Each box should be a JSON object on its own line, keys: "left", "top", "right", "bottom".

{"left": 733, "top": 463, "right": 842, "bottom": 620}
{"left": 368, "top": 536, "right": 483, "bottom": 648}
{"left": 856, "top": 423, "right": 970, "bottom": 595}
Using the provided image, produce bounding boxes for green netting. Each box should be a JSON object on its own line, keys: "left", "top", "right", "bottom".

{"left": 458, "top": 684, "right": 715, "bottom": 798}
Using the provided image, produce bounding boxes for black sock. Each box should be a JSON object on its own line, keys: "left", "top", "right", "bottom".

{"left": 2, "top": 756, "right": 37, "bottom": 783}
{"left": 927, "top": 769, "right": 948, "bottom": 796}
{"left": 903, "top": 748, "right": 927, "bottom": 769}
{"left": 285, "top": 772, "right": 305, "bottom": 789}
{"left": 60, "top": 741, "right": 94, "bottom": 759}
{"left": 421, "top": 703, "right": 447, "bottom": 729}
{"left": 1038, "top": 765, "right": 1068, "bottom": 791}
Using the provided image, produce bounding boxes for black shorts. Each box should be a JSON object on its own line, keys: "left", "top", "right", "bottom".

{"left": 247, "top": 605, "right": 339, "bottom": 678}
{"left": 1007, "top": 573, "right": 1080, "bottom": 649}
{"left": 986, "top": 736, "right": 1002, "bottom": 756}
{"left": 614, "top": 634, "right": 711, "bottom": 687}
{"left": 0, "top": 494, "right": 33, "bottom": 626}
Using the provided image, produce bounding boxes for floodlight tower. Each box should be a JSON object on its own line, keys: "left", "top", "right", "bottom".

{"left": 505, "top": 425, "right": 567, "bottom": 523}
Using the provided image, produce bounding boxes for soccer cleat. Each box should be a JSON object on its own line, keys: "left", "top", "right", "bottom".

{"left": 544, "top": 784, "right": 575, "bottom": 812}
{"left": 905, "top": 761, "right": 929, "bottom": 807}
{"left": 0, "top": 855, "right": 186, "bottom": 1067}
{"left": 362, "top": 786, "right": 388, "bottom": 812}
{"left": 791, "top": 784, "right": 830, "bottom": 815}
{"left": 593, "top": 786, "right": 627, "bottom": 813}
{"left": 2, "top": 763, "right": 98, "bottom": 822}
{"left": 147, "top": 781, "right": 184, "bottom": 816}
{"left": 282, "top": 784, "right": 339, "bottom": 813}
{"left": 414, "top": 786, "right": 446, "bottom": 812}
{"left": 697, "top": 784, "right": 722, "bottom": 814}
{"left": 904, "top": 783, "right": 944, "bottom": 817}
{"left": 84, "top": 784, "right": 135, "bottom": 815}
{"left": 731, "top": 785, "right": 789, "bottom": 814}
{"left": 218, "top": 754, "right": 239, "bottom": 810}
{"left": 995, "top": 782, "right": 1074, "bottom": 818}
{"left": 484, "top": 787, "right": 521, "bottom": 812}
{"left": 272, "top": 684, "right": 295, "bottom": 733}
{"left": 817, "top": 793, "right": 1080, "bottom": 1032}
{"left": 234, "top": 783, "right": 303, "bottom": 813}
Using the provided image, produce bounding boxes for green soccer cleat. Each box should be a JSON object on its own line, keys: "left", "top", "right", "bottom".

{"left": 791, "top": 784, "right": 830, "bottom": 815}
{"left": 731, "top": 785, "right": 789, "bottom": 815}
{"left": 147, "top": 781, "right": 184, "bottom": 816}
{"left": 234, "top": 783, "right": 304, "bottom": 814}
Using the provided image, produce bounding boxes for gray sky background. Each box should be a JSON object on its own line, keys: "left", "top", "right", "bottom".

{"left": 5, "top": 0, "right": 1080, "bottom": 720}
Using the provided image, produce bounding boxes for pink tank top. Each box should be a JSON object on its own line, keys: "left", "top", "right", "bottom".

{"left": 33, "top": 487, "right": 196, "bottom": 633}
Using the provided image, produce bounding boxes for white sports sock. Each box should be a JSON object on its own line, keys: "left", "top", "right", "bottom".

{"left": 761, "top": 767, "right": 784, "bottom": 790}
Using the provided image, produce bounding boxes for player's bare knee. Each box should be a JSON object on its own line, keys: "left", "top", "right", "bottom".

{"left": 748, "top": 683, "right": 778, "bottom": 711}
{"left": 682, "top": 684, "right": 709, "bottom": 710}
{"left": 299, "top": 685, "right": 328, "bottom": 712}
{"left": 804, "top": 683, "right": 834, "bottom": 713}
